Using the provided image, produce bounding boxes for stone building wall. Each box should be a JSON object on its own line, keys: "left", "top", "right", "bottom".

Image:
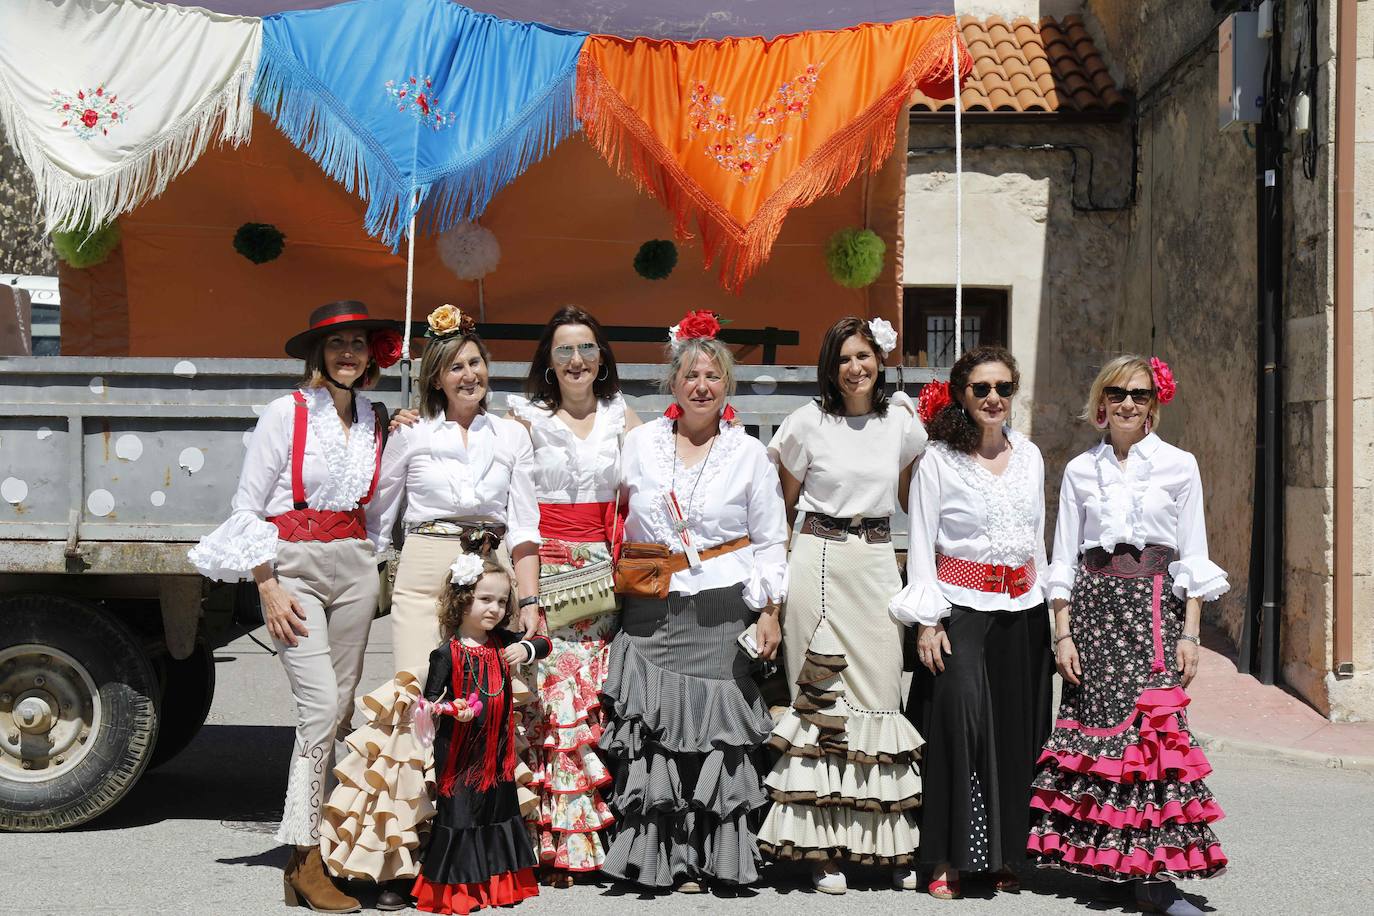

{"left": 0, "top": 143, "right": 54, "bottom": 275}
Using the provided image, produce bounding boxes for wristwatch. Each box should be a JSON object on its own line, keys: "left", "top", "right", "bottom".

{"left": 518, "top": 595, "right": 540, "bottom": 609}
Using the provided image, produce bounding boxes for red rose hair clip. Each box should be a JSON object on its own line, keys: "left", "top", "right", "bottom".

{"left": 1149, "top": 357, "right": 1176, "bottom": 404}
{"left": 917, "top": 380, "right": 952, "bottom": 424}
{"left": 668, "top": 309, "right": 723, "bottom": 350}
{"left": 368, "top": 328, "right": 404, "bottom": 369}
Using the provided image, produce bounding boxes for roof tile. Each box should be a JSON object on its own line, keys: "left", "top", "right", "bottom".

{"left": 913, "top": 14, "right": 1127, "bottom": 115}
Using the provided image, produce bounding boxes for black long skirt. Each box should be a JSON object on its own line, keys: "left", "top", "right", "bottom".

{"left": 906, "top": 604, "right": 1052, "bottom": 871}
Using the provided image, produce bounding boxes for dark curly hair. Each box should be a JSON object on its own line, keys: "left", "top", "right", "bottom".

{"left": 816, "top": 317, "right": 889, "bottom": 417}
{"left": 926, "top": 345, "right": 1020, "bottom": 453}
{"left": 525, "top": 306, "right": 622, "bottom": 408}
{"left": 435, "top": 558, "right": 512, "bottom": 641}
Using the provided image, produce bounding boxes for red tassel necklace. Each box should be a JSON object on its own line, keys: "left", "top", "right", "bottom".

{"left": 436, "top": 637, "right": 515, "bottom": 796}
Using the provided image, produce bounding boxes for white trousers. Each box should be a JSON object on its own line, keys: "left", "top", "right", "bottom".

{"left": 270, "top": 538, "right": 378, "bottom": 846}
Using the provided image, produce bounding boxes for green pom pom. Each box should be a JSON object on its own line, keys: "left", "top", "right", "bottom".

{"left": 825, "top": 228, "right": 886, "bottom": 289}
{"left": 233, "top": 222, "right": 286, "bottom": 264}
{"left": 634, "top": 239, "right": 678, "bottom": 280}
{"left": 51, "top": 221, "right": 121, "bottom": 269}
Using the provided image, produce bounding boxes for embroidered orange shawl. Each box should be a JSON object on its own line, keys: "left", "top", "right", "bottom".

{"left": 577, "top": 16, "right": 967, "bottom": 290}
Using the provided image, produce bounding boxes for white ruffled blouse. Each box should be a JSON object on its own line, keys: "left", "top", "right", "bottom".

{"left": 768, "top": 390, "right": 927, "bottom": 519}
{"left": 366, "top": 411, "right": 540, "bottom": 554}
{"left": 889, "top": 428, "right": 1048, "bottom": 626}
{"left": 1047, "top": 433, "right": 1229, "bottom": 604}
{"left": 188, "top": 387, "right": 379, "bottom": 582}
{"left": 620, "top": 417, "right": 789, "bottom": 609}
{"left": 505, "top": 393, "right": 625, "bottom": 505}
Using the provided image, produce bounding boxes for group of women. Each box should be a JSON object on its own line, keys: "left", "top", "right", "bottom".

{"left": 191, "top": 300, "right": 1229, "bottom": 916}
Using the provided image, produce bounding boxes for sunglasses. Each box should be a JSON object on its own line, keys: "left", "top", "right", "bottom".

{"left": 551, "top": 342, "right": 600, "bottom": 364}
{"left": 967, "top": 381, "right": 1016, "bottom": 398}
{"left": 1104, "top": 386, "right": 1154, "bottom": 405}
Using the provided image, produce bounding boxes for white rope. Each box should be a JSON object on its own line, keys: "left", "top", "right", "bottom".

{"left": 402, "top": 210, "right": 418, "bottom": 361}
{"left": 952, "top": 30, "right": 964, "bottom": 361}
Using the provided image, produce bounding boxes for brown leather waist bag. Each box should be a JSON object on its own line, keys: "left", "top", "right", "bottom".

{"left": 614, "top": 536, "right": 752, "bottom": 599}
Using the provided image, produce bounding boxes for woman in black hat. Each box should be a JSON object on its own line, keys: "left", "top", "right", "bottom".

{"left": 190, "top": 300, "right": 402, "bottom": 914}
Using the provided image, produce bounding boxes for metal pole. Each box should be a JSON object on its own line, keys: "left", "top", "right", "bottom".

{"left": 400, "top": 198, "right": 419, "bottom": 409}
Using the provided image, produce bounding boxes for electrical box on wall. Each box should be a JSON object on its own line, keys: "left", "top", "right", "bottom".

{"left": 1219, "top": 11, "right": 1264, "bottom": 130}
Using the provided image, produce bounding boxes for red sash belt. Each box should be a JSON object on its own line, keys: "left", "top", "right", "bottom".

{"left": 538, "top": 501, "right": 614, "bottom": 543}
{"left": 936, "top": 554, "right": 1036, "bottom": 599}
{"left": 269, "top": 507, "right": 368, "bottom": 542}
{"left": 266, "top": 390, "right": 381, "bottom": 544}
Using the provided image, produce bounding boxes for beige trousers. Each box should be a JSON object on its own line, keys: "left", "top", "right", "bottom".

{"left": 270, "top": 538, "right": 378, "bottom": 847}
{"left": 389, "top": 532, "right": 512, "bottom": 677}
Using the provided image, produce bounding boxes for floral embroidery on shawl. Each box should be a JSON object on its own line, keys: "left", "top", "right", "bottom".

{"left": 686, "top": 64, "right": 822, "bottom": 182}
{"left": 50, "top": 86, "right": 129, "bottom": 139}
{"left": 384, "top": 76, "right": 456, "bottom": 130}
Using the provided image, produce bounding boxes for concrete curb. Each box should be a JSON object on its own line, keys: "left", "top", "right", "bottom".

{"left": 1194, "top": 730, "right": 1374, "bottom": 773}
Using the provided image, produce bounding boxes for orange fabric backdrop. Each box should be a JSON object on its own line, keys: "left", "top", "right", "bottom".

{"left": 71, "top": 110, "right": 910, "bottom": 364}
{"left": 577, "top": 16, "right": 962, "bottom": 289}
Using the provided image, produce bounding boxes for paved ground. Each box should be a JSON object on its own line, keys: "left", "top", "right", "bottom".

{"left": 1187, "top": 625, "right": 1374, "bottom": 769}
{"left": 3, "top": 620, "right": 1372, "bottom": 915}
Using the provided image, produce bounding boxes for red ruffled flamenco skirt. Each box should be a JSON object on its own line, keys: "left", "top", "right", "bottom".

{"left": 1027, "top": 564, "right": 1227, "bottom": 882}
{"left": 412, "top": 869, "right": 538, "bottom": 915}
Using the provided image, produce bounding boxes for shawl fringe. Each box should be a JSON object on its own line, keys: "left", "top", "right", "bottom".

{"left": 0, "top": 55, "right": 257, "bottom": 232}
{"left": 575, "top": 17, "right": 968, "bottom": 291}
{"left": 253, "top": 31, "right": 580, "bottom": 250}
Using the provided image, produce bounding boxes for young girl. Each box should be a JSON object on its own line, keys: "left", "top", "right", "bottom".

{"left": 412, "top": 555, "right": 552, "bottom": 915}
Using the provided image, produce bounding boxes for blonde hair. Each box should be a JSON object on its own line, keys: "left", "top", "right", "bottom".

{"left": 299, "top": 333, "right": 381, "bottom": 390}
{"left": 417, "top": 332, "right": 492, "bottom": 418}
{"left": 1082, "top": 354, "right": 1161, "bottom": 430}
{"left": 661, "top": 338, "right": 737, "bottom": 401}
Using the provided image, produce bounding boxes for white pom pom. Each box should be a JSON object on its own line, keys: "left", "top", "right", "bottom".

{"left": 437, "top": 221, "right": 501, "bottom": 281}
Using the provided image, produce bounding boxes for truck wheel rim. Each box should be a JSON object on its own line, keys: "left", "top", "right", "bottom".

{"left": 0, "top": 644, "right": 102, "bottom": 783}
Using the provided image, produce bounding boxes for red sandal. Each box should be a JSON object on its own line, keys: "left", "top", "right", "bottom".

{"left": 928, "top": 878, "right": 962, "bottom": 900}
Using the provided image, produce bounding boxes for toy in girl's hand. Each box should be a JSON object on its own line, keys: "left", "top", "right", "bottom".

{"left": 412, "top": 692, "right": 485, "bottom": 746}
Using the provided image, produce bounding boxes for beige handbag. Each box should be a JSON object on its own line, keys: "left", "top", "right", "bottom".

{"left": 540, "top": 558, "right": 619, "bottom": 629}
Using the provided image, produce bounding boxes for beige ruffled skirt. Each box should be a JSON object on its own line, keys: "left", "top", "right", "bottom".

{"left": 759, "top": 531, "right": 924, "bottom": 866}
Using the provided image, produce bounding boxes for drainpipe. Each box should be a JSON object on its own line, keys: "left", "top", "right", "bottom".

{"left": 1333, "top": 0, "right": 1356, "bottom": 679}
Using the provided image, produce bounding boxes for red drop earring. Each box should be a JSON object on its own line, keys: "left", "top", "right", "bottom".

{"left": 1095, "top": 405, "right": 1107, "bottom": 428}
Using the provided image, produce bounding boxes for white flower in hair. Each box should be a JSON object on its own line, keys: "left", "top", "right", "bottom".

{"left": 667, "top": 323, "right": 682, "bottom": 350}
{"left": 868, "top": 317, "right": 898, "bottom": 356}
{"left": 449, "top": 553, "right": 485, "bottom": 587}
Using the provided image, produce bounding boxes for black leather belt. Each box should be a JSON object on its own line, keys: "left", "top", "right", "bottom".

{"left": 800, "top": 513, "right": 892, "bottom": 544}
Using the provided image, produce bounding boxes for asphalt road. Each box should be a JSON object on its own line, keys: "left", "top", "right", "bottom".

{"left": 2, "top": 620, "right": 1370, "bottom": 915}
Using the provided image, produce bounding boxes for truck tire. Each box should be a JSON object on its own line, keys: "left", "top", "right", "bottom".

{"left": 149, "top": 641, "right": 215, "bottom": 770}
{"left": 0, "top": 595, "right": 160, "bottom": 831}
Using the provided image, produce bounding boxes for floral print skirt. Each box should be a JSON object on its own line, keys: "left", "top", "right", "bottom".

{"left": 521, "top": 539, "right": 618, "bottom": 873}
{"left": 1027, "top": 554, "right": 1227, "bottom": 882}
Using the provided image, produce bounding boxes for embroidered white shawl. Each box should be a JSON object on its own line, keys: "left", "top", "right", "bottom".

{"left": 0, "top": 0, "right": 262, "bottom": 231}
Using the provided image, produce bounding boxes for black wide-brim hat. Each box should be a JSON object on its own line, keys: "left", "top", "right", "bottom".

{"left": 284, "top": 300, "right": 400, "bottom": 360}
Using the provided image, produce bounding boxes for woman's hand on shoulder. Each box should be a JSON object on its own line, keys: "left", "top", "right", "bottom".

{"left": 389, "top": 408, "right": 420, "bottom": 433}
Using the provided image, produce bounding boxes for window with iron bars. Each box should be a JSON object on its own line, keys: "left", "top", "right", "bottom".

{"left": 901, "top": 287, "right": 1009, "bottom": 368}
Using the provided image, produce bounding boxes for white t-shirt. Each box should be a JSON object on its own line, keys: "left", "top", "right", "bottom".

{"left": 505, "top": 393, "right": 625, "bottom": 505}
{"left": 768, "top": 390, "right": 927, "bottom": 519}
{"left": 620, "top": 417, "right": 789, "bottom": 609}
{"left": 366, "top": 412, "right": 540, "bottom": 554}
{"left": 1047, "top": 433, "right": 1228, "bottom": 603}
{"left": 889, "top": 429, "right": 1048, "bottom": 626}
{"left": 188, "top": 387, "right": 380, "bottom": 581}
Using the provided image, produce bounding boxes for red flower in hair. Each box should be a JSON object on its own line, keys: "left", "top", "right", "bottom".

{"left": 369, "top": 328, "right": 404, "bottom": 369}
{"left": 916, "top": 380, "right": 952, "bottom": 424}
{"left": 673, "top": 310, "right": 722, "bottom": 344}
{"left": 1149, "top": 357, "right": 1176, "bottom": 405}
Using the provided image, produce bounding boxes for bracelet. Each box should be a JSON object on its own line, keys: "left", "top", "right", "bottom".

{"left": 1178, "top": 633, "right": 1200, "bottom": 645}
{"left": 1054, "top": 632, "right": 1074, "bottom": 645}
{"left": 517, "top": 595, "right": 540, "bottom": 609}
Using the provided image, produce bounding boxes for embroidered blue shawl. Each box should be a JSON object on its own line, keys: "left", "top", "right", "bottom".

{"left": 255, "top": 0, "right": 585, "bottom": 247}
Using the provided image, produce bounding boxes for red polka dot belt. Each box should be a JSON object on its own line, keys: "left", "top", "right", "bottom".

{"left": 935, "top": 554, "right": 1037, "bottom": 599}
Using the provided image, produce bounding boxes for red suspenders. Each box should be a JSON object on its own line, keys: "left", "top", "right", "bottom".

{"left": 269, "top": 391, "right": 382, "bottom": 542}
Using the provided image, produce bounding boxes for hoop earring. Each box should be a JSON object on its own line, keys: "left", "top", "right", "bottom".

{"left": 1095, "top": 405, "right": 1107, "bottom": 429}
{"left": 597, "top": 365, "right": 609, "bottom": 382}
{"left": 544, "top": 368, "right": 555, "bottom": 384}
{"left": 1144, "top": 416, "right": 1153, "bottom": 435}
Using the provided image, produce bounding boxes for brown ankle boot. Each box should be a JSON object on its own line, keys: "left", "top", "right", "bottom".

{"left": 283, "top": 846, "right": 360, "bottom": 913}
